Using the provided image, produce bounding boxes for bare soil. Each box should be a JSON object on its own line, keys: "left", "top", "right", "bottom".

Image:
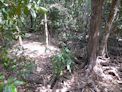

{"left": 1, "top": 32, "right": 121, "bottom": 92}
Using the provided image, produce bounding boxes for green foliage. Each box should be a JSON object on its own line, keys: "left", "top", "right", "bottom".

{"left": 0, "top": 48, "right": 12, "bottom": 68}
{"left": 0, "top": 74, "right": 24, "bottom": 92}
{"left": 0, "top": 47, "right": 36, "bottom": 83}
{"left": 116, "top": 4, "right": 122, "bottom": 36}
{"left": 0, "top": 0, "right": 47, "bottom": 41}
{"left": 0, "top": 74, "right": 4, "bottom": 92}
{"left": 0, "top": 0, "right": 47, "bottom": 69}
{"left": 45, "top": 0, "right": 91, "bottom": 40}
{"left": 52, "top": 48, "right": 74, "bottom": 76}
{"left": 10, "top": 55, "right": 37, "bottom": 80}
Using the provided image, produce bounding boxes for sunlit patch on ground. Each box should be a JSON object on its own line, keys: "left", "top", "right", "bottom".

{"left": 10, "top": 41, "right": 60, "bottom": 58}
{"left": 8, "top": 34, "right": 63, "bottom": 91}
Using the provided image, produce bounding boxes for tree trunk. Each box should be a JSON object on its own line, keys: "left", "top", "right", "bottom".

{"left": 44, "top": 13, "right": 49, "bottom": 47}
{"left": 100, "top": 0, "right": 119, "bottom": 57}
{"left": 87, "top": 0, "right": 104, "bottom": 75}
{"left": 30, "top": 14, "right": 34, "bottom": 32}
{"left": 16, "top": 26, "right": 23, "bottom": 46}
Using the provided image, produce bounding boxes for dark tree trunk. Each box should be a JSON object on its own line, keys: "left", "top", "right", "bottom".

{"left": 30, "top": 14, "right": 34, "bottom": 32}
{"left": 87, "top": 0, "right": 104, "bottom": 75}
{"left": 100, "top": 0, "right": 119, "bottom": 57}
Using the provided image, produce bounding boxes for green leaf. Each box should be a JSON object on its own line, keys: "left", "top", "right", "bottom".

{"left": 0, "top": 74, "right": 5, "bottom": 80}
{"left": 16, "top": 4, "right": 22, "bottom": 16}
{"left": 0, "top": 80, "right": 4, "bottom": 92}
{"left": 67, "top": 64, "right": 71, "bottom": 72}
{"left": 14, "top": 80, "right": 25, "bottom": 86}
{"left": 37, "top": 7, "right": 48, "bottom": 14}
{"left": 24, "top": 6, "right": 30, "bottom": 15}
{"left": 67, "top": 60, "right": 72, "bottom": 72}
{"left": 1, "top": 8, "right": 8, "bottom": 19}
{"left": 11, "top": 85, "right": 17, "bottom": 92}
{"left": 24, "top": 0, "right": 29, "bottom": 4}
{"left": 30, "top": 9, "right": 36, "bottom": 18}
{"left": 3, "top": 85, "right": 11, "bottom": 92}
{"left": 7, "top": 78, "right": 16, "bottom": 85}
{"left": 27, "top": 3, "right": 32, "bottom": 10}
{"left": 0, "top": 1, "right": 4, "bottom": 8}
{"left": 3, "top": 85, "right": 17, "bottom": 92}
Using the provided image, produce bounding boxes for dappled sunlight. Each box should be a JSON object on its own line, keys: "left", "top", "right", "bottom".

{"left": 7, "top": 31, "right": 122, "bottom": 92}
{"left": 0, "top": 0, "right": 122, "bottom": 91}
{"left": 10, "top": 40, "right": 60, "bottom": 58}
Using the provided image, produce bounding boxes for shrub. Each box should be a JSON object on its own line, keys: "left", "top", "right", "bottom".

{"left": 52, "top": 48, "right": 74, "bottom": 76}
{"left": 0, "top": 74, "right": 24, "bottom": 92}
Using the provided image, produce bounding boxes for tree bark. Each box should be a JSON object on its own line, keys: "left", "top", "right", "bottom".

{"left": 44, "top": 13, "right": 49, "bottom": 47}
{"left": 30, "top": 14, "right": 34, "bottom": 32}
{"left": 16, "top": 26, "right": 23, "bottom": 46}
{"left": 87, "top": 0, "right": 104, "bottom": 75}
{"left": 100, "top": 0, "right": 119, "bottom": 57}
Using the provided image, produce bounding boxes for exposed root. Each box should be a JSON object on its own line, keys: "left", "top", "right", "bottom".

{"left": 50, "top": 76, "right": 59, "bottom": 89}
{"left": 83, "top": 56, "right": 121, "bottom": 92}
{"left": 94, "top": 56, "right": 121, "bottom": 81}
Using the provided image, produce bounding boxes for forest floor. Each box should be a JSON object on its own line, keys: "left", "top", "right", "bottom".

{"left": 2, "top": 32, "right": 122, "bottom": 92}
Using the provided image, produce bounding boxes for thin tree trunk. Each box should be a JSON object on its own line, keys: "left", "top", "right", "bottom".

{"left": 16, "top": 26, "right": 23, "bottom": 46}
{"left": 0, "top": 32, "right": 3, "bottom": 46}
{"left": 100, "top": 0, "right": 119, "bottom": 57}
{"left": 44, "top": 13, "right": 49, "bottom": 47}
{"left": 30, "top": 14, "right": 33, "bottom": 32}
{"left": 87, "top": 0, "right": 104, "bottom": 75}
